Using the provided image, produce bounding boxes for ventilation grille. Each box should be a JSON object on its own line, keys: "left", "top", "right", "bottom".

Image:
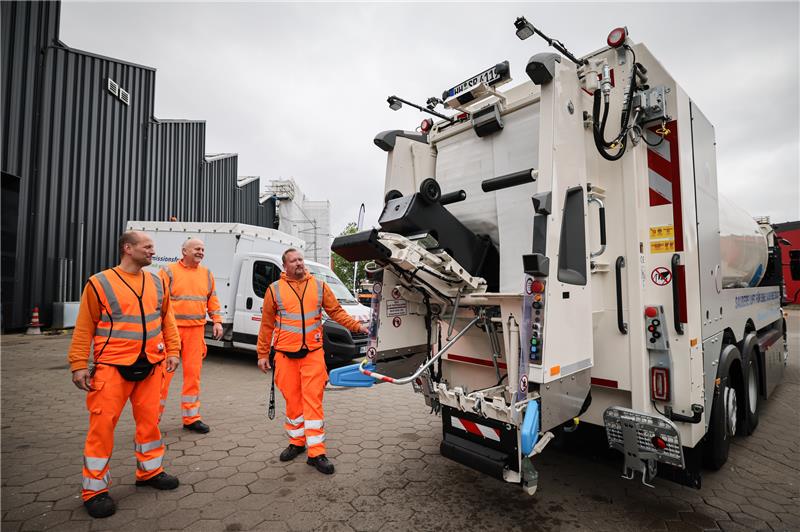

{"left": 119, "top": 88, "right": 130, "bottom": 106}
{"left": 107, "top": 78, "right": 119, "bottom": 96}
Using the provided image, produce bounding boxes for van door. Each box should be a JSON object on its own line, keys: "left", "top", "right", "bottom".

{"left": 232, "top": 258, "right": 281, "bottom": 350}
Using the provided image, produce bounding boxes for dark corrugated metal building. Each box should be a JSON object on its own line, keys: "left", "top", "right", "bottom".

{"left": 1, "top": 0, "right": 276, "bottom": 329}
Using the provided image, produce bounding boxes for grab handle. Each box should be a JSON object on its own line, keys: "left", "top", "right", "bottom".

{"left": 588, "top": 195, "right": 606, "bottom": 258}
{"left": 671, "top": 253, "right": 684, "bottom": 335}
{"left": 615, "top": 256, "right": 628, "bottom": 334}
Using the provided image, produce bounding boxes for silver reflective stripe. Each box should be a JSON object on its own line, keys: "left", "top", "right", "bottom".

{"left": 95, "top": 324, "right": 162, "bottom": 340}
{"left": 272, "top": 281, "right": 284, "bottom": 312}
{"left": 316, "top": 279, "right": 324, "bottom": 307}
{"left": 275, "top": 321, "right": 322, "bottom": 334}
{"left": 174, "top": 314, "right": 206, "bottom": 321}
{"left": 95, "top": 272, "right": 123, "bottom": 318}
{"left": 172, "top": 295, "right": 207, "bottom": 301}
{"left": 181, "top": 395, "right": 199, "bottom": 403}
{"left": 182, "top": 407, "right": 200, "bottom": 417}
{"left": 305, "top": 419, "right": 324, "bottom": 430}
{"left": 209, "top": 291, "right": 217, "bottom": 297}
{"left": 286, "top": 415, "right": 304, "bottom": 425}
{"left": 137, "top": 455, "right": 163, "bottom": 471}
{"left": 306, "top": 434, "right": 326, "bottom": 446}
{"left": 286, "top": 427, "right": 305, "bottom": 438}
{"left": 207, "top": 269, "right": 213, "bottom": 296}
{"left": 83, "top": 456, "right": 109, "bottom": 471}
{"left": 209, "top": 310, "right": 221, "bottom": 316}
{"left": 150, "top": 272, "right": 163, "bottom": 312}
{"left": 82, "top": 471, "right": 111, "bottom": 491}
{"left": 100, "top": 312, "right": 158, "bottom": 324}
{"left": 134, "top": 439, "right": 163, "bottom": 454}
{"left": 278, "top": 308, "right": 320, "bottom": 321}
{"left": 163, "top": 265, "right": 175, "bottom": 288}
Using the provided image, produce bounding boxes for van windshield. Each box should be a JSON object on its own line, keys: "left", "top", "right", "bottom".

{"left": 306, "top": 264, "right": 358, "bottom": 305}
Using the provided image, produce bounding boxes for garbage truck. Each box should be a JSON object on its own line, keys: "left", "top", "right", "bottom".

{"left": 126, "top": 221, "right": 372, "bottom": 365}
{"left": 329, "top": 20, "right": 792, "bottom": 494}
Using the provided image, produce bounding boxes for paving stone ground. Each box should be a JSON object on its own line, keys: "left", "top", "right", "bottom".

{"left": 2, "top": 310, "right": 798, "bottom": 531}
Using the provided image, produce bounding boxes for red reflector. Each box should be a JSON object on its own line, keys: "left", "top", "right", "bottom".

{"left": 607, "top": 27, "right": 627, "bottom": 48}
{"left": 591, "top": 377, "right": 619, "bottom": 389}
{"left": 651, "top": 367, "right": 670, "bottom": 401}
{"left": 457, "top": 112, "right": 468, "bottom": 120}
{"left": 645, "top": 306, "right": 658, "bottom": 318}
{"left": 532, "top": 281, "right": 545, "bottom": 293}
{"left": 651, "top": 436, "right": 667, "bottom": 450}
{"left": 420, "top": 119, "right": 433, "bottom": 133}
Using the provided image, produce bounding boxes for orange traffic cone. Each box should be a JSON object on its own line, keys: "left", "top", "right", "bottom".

{"left": 26, "top": 306, "right": 42, "bottom": 335}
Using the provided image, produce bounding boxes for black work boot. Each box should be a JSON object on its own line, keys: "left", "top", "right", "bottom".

{"left": 135, "top": 471, "right": 180, "bottom": 490}
{"left": 307, "top": 454, "right": 335, "bottom": 475}
{"left": 84, "top": 492, "right": 116, "bottom": 518}
{"left": 279, "top": 444, "right": 306, "bottom": 462}
{"left": 183, "top": 420, "right": 210, "bottom": 433}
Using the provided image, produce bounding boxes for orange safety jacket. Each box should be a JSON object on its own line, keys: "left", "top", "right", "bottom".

{"left": 257, "top": 272, "right": 363, "bottom": 359}
{"left": 160, "top": 261, "right": 222, "bottom": 327}
{"left": 270, "top": 275, "right": 325, "bottom": 353}
{"left": 88, "top": 268, "right": 169, "bottom": 366}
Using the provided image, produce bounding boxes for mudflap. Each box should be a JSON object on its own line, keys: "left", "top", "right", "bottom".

{"left": 440, "top": 406, "right": 518, "bottom": 481}
{"left": 658, "top": 445, "right": 702, "bottom": 489}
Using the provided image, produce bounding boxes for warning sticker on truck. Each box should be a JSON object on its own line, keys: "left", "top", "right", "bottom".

{"left": 650, "top": 239, "right": 675, "bottom": 254}
{"left": 386, "top": 299, "right": 407, "bottom": 317}
{"left": 649, "top": 225, "right": 674, "bottom": 239}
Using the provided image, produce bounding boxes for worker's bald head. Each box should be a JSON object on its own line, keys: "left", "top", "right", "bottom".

{"left": 182, "top": 238, "right": 204, "bottom": 252}
{"left": 181, "top": 238, "right": 206, "bottom": 266}
{"left": 118, "top": 231, "right": 145, "bottom": 258}
{"left": 118, "top": 231, "right": 154, "bottom": 267}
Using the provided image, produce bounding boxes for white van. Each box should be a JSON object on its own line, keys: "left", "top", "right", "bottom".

{"left": 127, "top": 221, "right": 371, "bottom": 365}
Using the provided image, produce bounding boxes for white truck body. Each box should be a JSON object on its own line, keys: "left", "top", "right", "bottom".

{"left": 330, "top": 26, "right": 790, "bottom": 494}
{"left": 126, "top": 221, "right": 371, "bottom": 361}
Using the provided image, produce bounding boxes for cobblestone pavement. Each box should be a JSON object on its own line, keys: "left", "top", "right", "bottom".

{"left": 2, "top": 311, "right": 798, "bottom": 531}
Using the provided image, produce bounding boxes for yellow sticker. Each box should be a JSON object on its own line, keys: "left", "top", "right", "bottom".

{"left": 650, "top": 239, "right": 676, "bottom": 254}
{"left": 649, "top": 225, "right": 674, "bottom": 239}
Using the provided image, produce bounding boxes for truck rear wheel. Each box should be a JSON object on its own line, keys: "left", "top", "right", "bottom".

{"left": 741, "top": 340, "right": 760, "bottom": 436}
{"left": 703, "top": 353, "right": 740, "bottom": 470}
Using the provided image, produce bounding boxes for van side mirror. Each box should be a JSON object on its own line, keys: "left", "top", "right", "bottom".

{"left": 789, "top": 250, "right": 800, "bottom": 281}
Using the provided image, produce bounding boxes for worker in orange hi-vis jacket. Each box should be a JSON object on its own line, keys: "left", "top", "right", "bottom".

{"left": 68, "top": 231, "right": 182, "bottom": 519}
{"left": 257, "top": 248, "right": 369, "bottom": 475}
{"left": 159, "top": 238, "right": 223, "bottom": 434}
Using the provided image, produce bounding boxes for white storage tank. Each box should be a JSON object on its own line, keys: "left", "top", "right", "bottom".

{"left": 719, "top": 194, "right": 768, "bottom": 288}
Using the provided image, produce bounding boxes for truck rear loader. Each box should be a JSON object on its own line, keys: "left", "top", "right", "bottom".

{"left": 329, "top": 20, "right": 793, "bottom": 494}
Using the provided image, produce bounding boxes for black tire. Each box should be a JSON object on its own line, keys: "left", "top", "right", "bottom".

{"left": 742, "top": 350, "right": 760, "bottom": 435}
{"left": 418, "top": 178, "right": 441, "bottom": 203}
{"left": 703, "top": 356, "right": 740, "bottom": 470}
{"left": 384, "top": 189, "right": 403, "bottom": 203}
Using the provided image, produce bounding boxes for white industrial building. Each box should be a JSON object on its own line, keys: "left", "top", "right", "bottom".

{"left": 261, "top": 179, "right": 332, "bottom": 265}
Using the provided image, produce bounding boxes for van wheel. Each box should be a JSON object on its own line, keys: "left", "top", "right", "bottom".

{"left": 703, "top": 367, "right": 738, "bottom": 470}
{"left": 742, "top": 353, "right": 760, "bottom": 435}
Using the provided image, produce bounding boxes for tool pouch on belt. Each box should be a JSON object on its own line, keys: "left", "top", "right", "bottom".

{"left": 282, "top": 347, "right": 309, "bottom": 359}
{"left": 115, "top": 356, "right": 155, "bottom": 381}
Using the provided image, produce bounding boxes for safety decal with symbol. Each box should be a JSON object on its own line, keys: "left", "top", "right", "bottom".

{"left": 651, "top": 267, "right": 672, "bottom": 286}
{"left": 519, "top": 374, "right": 528, "bottom": 393}
{"left": 525, "top": 277, "right": 533, "bottom": 295}
{"left": 392, "top": 316, "right": 402, "bottom": 328}
{"left": 372, "top": 282, "right": 382, "bottom": 295}
{"left": 366, "top": 347, "right": 376, "bottom": 360}
{"left": 391, "top": 287, "right": 402, "bottom": 299}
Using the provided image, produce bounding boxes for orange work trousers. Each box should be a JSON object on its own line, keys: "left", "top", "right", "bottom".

{"left": 274, "top": 348, "right": 328, "bottom": 457}
{"left": 160, "top": 325, "right": 206, "bottom": 425}
{"left": 81, "top": 362, "right": 165, "bottom": 501}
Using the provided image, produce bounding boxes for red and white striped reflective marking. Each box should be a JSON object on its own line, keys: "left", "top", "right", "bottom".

{"left": 451, "top": 416, "right": 501, "bottom": 442}
{"left": 646, "top": 119, "right": 683, "bottom": 253}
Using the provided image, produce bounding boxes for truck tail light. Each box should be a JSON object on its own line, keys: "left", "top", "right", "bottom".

{"left": 651, "top": 367, "right": 670, "bottom": 401}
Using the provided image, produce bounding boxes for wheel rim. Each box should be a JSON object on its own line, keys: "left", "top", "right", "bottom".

{"left": 748, "top": 363, "right": 758, "bottom": 414}
{"left": 725, "top": 386, "right": 737, "bottom": 437}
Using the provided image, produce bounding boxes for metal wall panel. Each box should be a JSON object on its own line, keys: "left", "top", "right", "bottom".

{"left": 1, "top": 0, "right": 274, "bottom": 329}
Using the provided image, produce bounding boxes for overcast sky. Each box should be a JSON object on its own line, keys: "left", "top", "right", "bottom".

{"left": 61, "top": 1, "right": 799, "bottom": 236}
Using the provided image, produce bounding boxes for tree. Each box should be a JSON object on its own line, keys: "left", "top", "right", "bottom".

{"left": 331, "top": 222, "right": 367, "bottom": 293}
